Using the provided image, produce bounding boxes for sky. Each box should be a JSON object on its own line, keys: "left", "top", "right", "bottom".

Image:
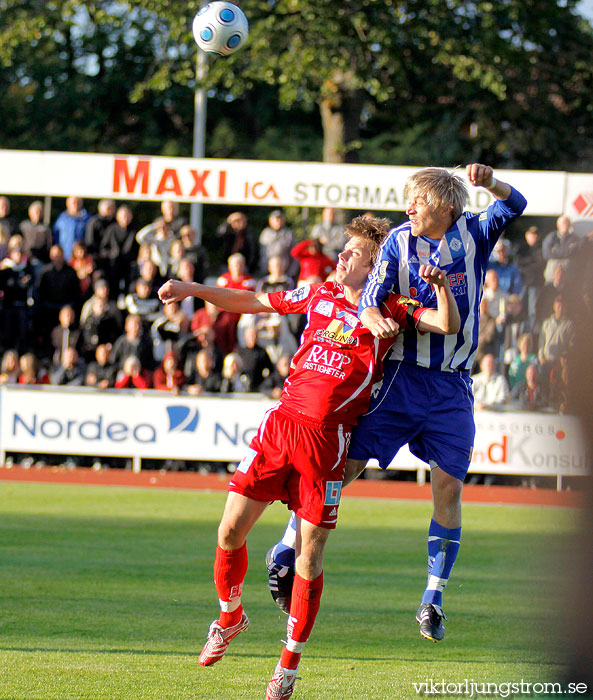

{"left": 578, "top": 0, "right": 593, "bottom": 21}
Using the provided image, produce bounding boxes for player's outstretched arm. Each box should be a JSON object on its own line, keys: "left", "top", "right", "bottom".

{"left": 359, "top": 305, "right": 400, "bottom": 339}
{"left": 415, "top": 265, "right": 461, "bottom": 335}
{"left": 158, "top": 279, "right": 273, "bottom": 314}
{"left": 466, "top": 163, "right": 511, "bottom": 200}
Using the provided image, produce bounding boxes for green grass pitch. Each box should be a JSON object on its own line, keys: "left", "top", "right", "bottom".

{"left": 0, "top": 482, "right": 579, "bottom": 700}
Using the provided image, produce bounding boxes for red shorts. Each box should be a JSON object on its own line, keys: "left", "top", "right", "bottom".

{"left": 229, "top": 405, "right": 351, "bottom": 529}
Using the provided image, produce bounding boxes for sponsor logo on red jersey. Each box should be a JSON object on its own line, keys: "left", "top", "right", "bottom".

{"left": 315, "top": 318, "right": 358, "bottom": 346}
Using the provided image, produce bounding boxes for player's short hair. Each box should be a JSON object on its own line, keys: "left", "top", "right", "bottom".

{"left": 405, "top": 167, "right": 469, "bottom": 221}
{"left": 344, "top": 215, "right": 392, "bottom": 265}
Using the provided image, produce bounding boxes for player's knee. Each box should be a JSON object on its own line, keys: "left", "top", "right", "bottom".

{"left": 218, "top": 521, "right": 245, "bottom": 550}
{"left": 295, "top": 551, "right": 323, "bottom": 580}
{"left": 432, "top": 468, "right": 463, "bottom": 508}
{"left": 344, "top": 458, "right": 365, "bottom": 485}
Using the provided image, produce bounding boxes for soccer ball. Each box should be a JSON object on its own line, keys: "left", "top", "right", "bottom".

{"left": 192, "top": 2, "right": 249, "bottom": 56}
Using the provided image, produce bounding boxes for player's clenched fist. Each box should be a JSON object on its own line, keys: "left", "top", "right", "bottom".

{"left": 419, "top": 264, "right": 447, "bottom": 287}
{"left": 465, "top": 163, "right": 494, "bottom": 188}
{"left": 158, "top": 279, "right": 191, "bottom": 305}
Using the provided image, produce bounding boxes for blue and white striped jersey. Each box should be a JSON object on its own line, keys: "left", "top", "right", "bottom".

{"left": 359, "top": 187, "right": 527, "bottom": 372}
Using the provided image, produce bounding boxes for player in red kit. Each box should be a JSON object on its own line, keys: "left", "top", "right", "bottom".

{"left": 158, "top": 216, "right": 460, "bottom": 700}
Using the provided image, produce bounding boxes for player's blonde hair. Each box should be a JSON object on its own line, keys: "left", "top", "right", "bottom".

{"left": 344, "top": 215, "right": 392, "bottom": 266}
{"left": 405, "top": 167, "right": 469, "bottom": 221}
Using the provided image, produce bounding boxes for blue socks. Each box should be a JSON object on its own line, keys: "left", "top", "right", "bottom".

{"left": 273, "top": 513, "right": 461, "bottom": 610}
{"left": 421, "top": 519, "right": 461, "bottom": 608}
{"left": 270, "top": 512, "right": 297, "bottom": 568}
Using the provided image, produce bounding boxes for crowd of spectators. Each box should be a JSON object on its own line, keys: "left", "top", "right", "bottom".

{"left": 1, "top": 195, "right": 592, "bottom": 424}
{"left": 473, "top": 217, "right": 593, "bottom": 414}
{"left": 0, "top": 197, "right": 345, "bottom": 406}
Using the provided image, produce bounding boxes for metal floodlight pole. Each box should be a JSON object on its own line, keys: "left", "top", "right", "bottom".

{"left": 190, "top": 40, "right": 208, "bottom": 243}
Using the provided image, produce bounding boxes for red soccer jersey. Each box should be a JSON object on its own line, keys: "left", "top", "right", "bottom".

{"left": 267, "top": 281, "right": 427, "bottom": 427}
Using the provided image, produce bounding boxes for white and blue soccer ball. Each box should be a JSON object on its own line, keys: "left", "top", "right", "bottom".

{"left": 192, "top": 2, "right": 249, "bottom": 56}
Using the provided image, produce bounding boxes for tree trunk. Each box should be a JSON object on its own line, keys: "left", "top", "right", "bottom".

{"left": 319, "top": 70, "right": 365, "bottom": 164}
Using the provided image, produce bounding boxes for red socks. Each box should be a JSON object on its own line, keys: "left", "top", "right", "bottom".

{"left": 280, "top": 571, "right": 324, "bottom": 670}
{"left": 213, "top": 543, "right": 248, "bottom": 628}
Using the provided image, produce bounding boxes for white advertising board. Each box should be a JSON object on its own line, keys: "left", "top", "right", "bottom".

{"left": 0, "top": 149, "right": 575, "bottom": 216}
{"left": 0, "top": 387, "right": 590, "bottom": 477}
{"left": 0, "top": 386, "right": 274, "bottom": 461}
{"left": 371, "top": 410, "right": 590, "bottom": 477}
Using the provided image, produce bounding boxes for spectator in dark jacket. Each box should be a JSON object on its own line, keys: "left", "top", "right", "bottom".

{"left": 37, "top": 245, "right": 81, "bottom": 348}
{"left": 510, "top": 364, "right": 548, "bottom": 410}
{"left": 19, "top": 200, "right": 52, "bottom": 264}
{"left": 215, "top": 211, "right": 259, "bottom": 274}
{"left": 185, "top": 349, "right": 222, "bottom": 395}
{"left": 51, "top": 347, "right": 86, "bottom": 386}
{"left": 50, "top": 304, "right": 82, "bottom": 367}
{"left": 85, "top": 343, "right": 117, "bottom": 389}
{"left": 111, "top": 313, "right": 154, "bottom": 371}
{"left": 237, "top": 325, "right": 273, "bottom": 392}
{"left": 516, "top": 226, "right": 545, "bottom": 327}
{"left": 102, "top": 205, "right": 138, "bottom": 295}
{"left": 85, "top": 198, "right": 116, "bottom": 261}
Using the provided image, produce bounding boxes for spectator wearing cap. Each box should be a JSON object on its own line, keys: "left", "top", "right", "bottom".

{"left": 488, "top": 238, "right": 523, "bottom": 295}
{"left": 215, "top": 211, "right": 259, "bottom": 274}
{"left": 258, "top": 209, "right": 295, "bottom": 277}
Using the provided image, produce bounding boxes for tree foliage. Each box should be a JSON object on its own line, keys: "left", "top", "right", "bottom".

{"left": 0, "top": 0, "right": 592, "bottom": 171}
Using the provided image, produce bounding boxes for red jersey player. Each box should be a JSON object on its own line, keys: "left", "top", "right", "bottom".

{"left": 157, "top": 216, "right": 460, "bottom": 700}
